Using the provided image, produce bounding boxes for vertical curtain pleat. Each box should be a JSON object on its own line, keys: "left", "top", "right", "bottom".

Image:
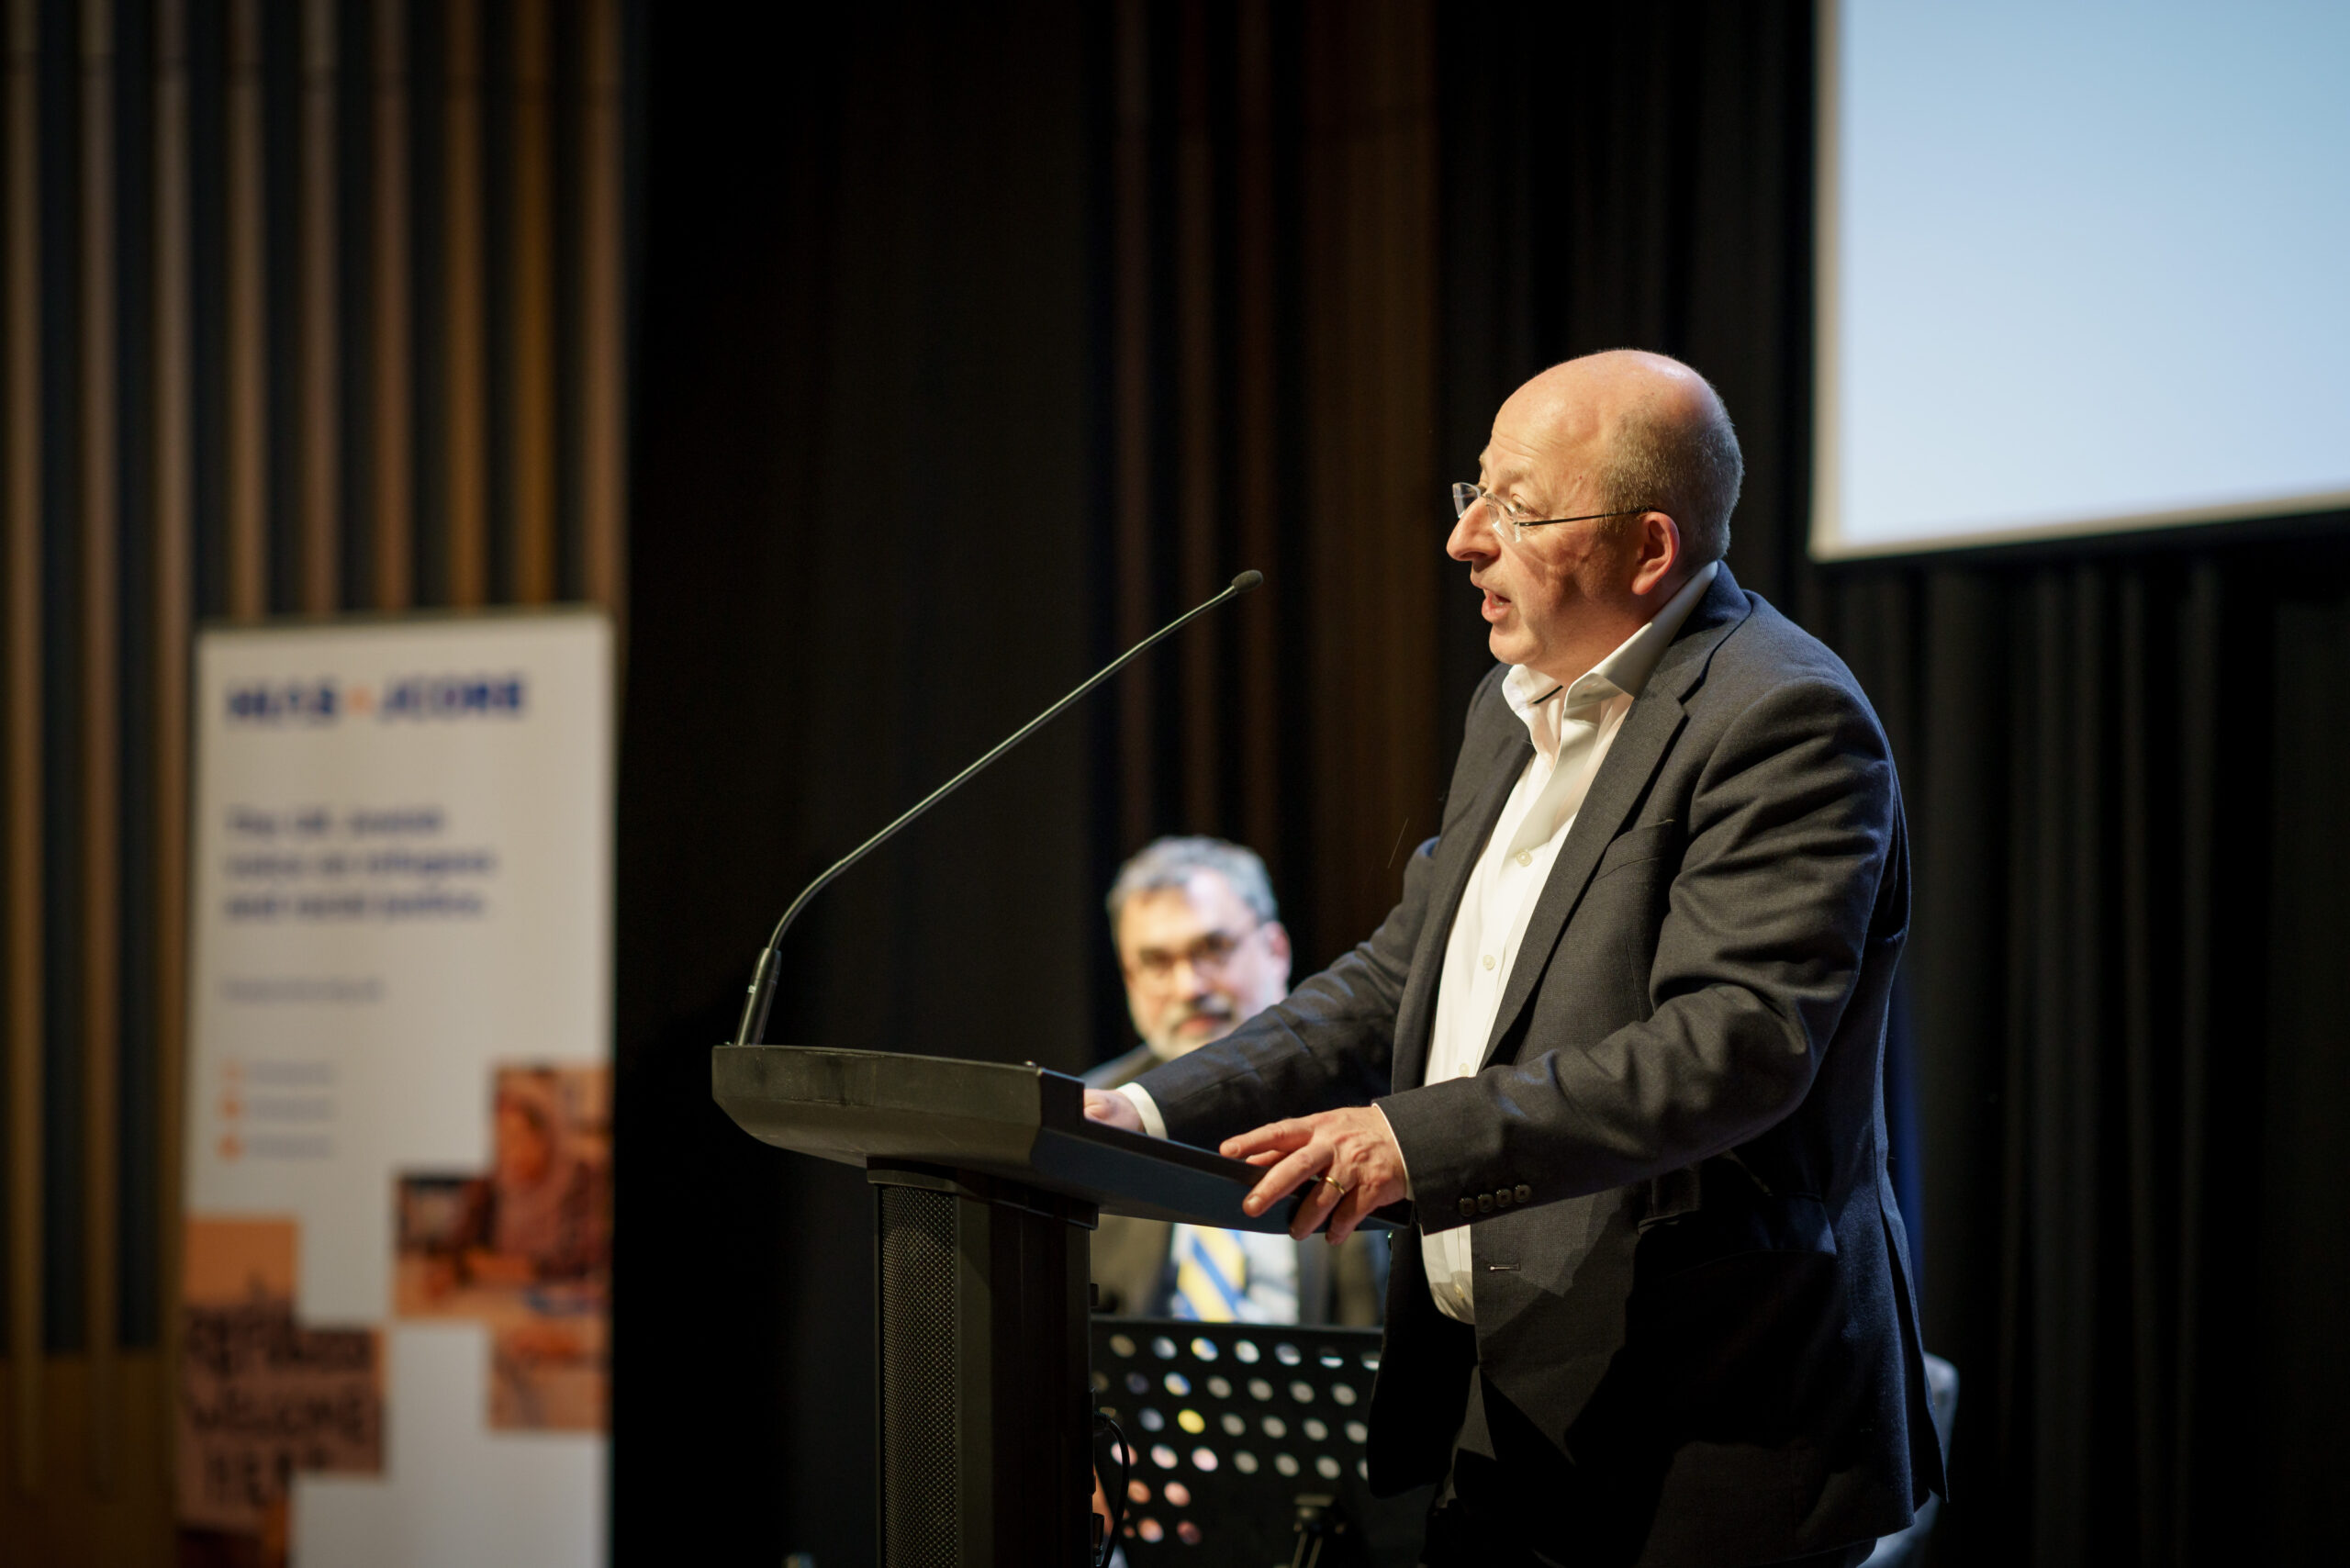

{"left": 2169, "top": 559, "right": 2221, "bottom": 1564}
{"left": 1102, "top": 0, "right": 1439, "bottom": 970}
{"left": 1228, "top": 0, "right": 1277, "bottom": 861}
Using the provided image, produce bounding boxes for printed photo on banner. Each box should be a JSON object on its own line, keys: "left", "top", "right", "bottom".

{"left": 396, "top": 1062, "right": 612, "bottom": 1431}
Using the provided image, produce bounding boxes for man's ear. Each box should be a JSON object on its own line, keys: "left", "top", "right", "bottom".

{"left": 1263, "top": 920, "right": 1292, "bottom": 978}
{"left": 1629, "top": 511, "right": 1683, "bottom": 598}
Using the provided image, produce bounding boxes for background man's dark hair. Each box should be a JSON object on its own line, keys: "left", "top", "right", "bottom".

{"left": 1105, "top": 835, "right": 1278, "bottom": 939}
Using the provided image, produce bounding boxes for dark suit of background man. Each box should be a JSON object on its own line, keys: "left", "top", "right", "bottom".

{"left": 1086, "top": 836, "right": 1384, "bottom": 1326}
{"left": 1086, "top": 352, "right": 1946, "bottom": 1568}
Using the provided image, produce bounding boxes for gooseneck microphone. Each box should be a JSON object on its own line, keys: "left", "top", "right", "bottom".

{"left": 731, "top": 569, "right": 1266, "bottom": 1048}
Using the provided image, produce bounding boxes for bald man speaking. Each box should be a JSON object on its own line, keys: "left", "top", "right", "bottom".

{"left": 1087, "top": 353, "right": 1945, "bottom": 1566}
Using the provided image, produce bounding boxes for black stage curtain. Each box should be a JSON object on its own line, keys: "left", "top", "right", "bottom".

{"left": 620, "top": 3, "right": 2349, "bottom": 1563}
{"left": 615, "top": 6, "right": 1100, "bottom": 1564}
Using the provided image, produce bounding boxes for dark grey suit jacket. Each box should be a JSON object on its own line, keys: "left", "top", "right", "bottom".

{"left": 1129, "top": 567, "right": 1946, "bottom": 1566}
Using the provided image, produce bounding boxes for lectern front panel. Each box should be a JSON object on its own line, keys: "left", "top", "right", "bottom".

{"left": 870, "top": 1165, "right": 1096, "bottom": 1567}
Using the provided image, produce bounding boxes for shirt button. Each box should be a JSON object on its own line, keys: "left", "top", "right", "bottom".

{"left": 1481, "top": 954, "right": 1495, "bottom": 971}
{"left": 1515, "top": 850, "right": 1531, "bottom": 867}
{"left": 1458, "top": 1197, "right": 1477, "bottom": 1219}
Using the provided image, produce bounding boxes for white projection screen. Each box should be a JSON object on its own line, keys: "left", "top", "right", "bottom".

{"left": 1814, "top": 0, "right": 2350, "bottom": 559}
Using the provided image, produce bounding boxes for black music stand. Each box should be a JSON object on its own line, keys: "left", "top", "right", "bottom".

{"left": 1090, "top": 1318, "right": 1432, "bottom": 1568}
{"left": 711, "top": 1045, "right": 1406, "bottom": 1568}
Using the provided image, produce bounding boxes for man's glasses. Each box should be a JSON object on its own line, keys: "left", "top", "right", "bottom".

{"left": 1451, "top": 481, "right": 1655, "bottom": 544}
{"left": 1125, "top": 924, "right": 1262, "bottom": 987}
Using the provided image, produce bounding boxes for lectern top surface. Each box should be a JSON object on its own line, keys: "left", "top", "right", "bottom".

{"left": 711, "top": 1044, "right": 1404, "bottom": 1235}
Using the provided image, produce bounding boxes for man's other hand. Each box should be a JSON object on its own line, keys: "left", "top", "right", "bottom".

{"left": 1223, "top": 1107, "right": 1408, "bottom": 1243}
{"left": 1083, "top": 1089, "right": 1145, "bottom": 1134}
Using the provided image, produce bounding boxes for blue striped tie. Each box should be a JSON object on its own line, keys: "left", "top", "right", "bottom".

{"left": 1169, "top": 1224, "right": 1248, "bottom": 1321}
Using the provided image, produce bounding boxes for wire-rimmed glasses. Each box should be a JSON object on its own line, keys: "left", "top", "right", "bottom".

{"left": 1450, "top": 481, "right": 1655, "bottom": 543}
{"left": 1123, "top": 923, "right": 1264, "bottom": 990}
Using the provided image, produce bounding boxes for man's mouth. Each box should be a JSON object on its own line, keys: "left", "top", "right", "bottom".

{"left": 1477, "top": 583, "right": 1513, "bottom": 622}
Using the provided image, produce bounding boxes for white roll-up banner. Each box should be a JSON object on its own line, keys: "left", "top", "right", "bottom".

{"left": 180, "top": 611, "right": 613, "bottom": 1568}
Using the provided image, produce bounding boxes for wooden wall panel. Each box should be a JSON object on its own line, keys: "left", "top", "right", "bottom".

{"left": 299, "top": 0, "right": 338, "bottom": 614}
{"left": 225, "top": 0, "right": 265, "bottom": 620}
{"left": 0, "top": 0, "right": 633, "bottom": 1553}
{"left": 443, "top": 0, "right": 486, "bottom": 606}
{"left": 151, "top": 0, "right": 195, "bottom": 1500}
{"left": 577, "top": 0, "right": 622, "bottom": 620}
{"left": 77, "top": 0, "right": 121, "bottom": 1494}
{"left": 509, "top": 0, "right": 553, "bottom": 602}
{"left": 371, "top": 0, "right": 412, "bottom": 610}
{"left": 5, "top": 0, "right": 45, "bottom": 1499}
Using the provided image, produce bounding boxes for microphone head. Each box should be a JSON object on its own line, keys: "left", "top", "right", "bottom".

{"left": 1230, "top": 569, "right": 1265, "bottom": 595}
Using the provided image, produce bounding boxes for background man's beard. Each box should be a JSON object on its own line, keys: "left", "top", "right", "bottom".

{"left": 1147, "top": 996, "right": 1237, "bottom": 1056}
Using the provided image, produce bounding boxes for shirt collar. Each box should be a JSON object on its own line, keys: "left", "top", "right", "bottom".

{"left": 1502, "top": 559, "right": 1721, "bottom": 739}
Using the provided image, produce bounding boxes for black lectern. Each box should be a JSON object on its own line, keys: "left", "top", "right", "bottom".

{"left": 711, "top": 1045, "right": 1401, "bottom": 1568}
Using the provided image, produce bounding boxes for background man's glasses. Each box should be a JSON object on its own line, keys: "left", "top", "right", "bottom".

{"left": 1450, "top": 481, "right": 1655, "bottom": 543}
{"left": 1126, "top": 924, "right": 1261, "bottom": 986}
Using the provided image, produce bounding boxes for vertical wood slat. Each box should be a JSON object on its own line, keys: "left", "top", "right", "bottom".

{"left": 80, "top": 0, "right": 122, "bottom": 1495}
{"left": 4, "top": 0, "right": 44, "bottom": 1497}
{"left": 1111, "top": 0, "right": 1151, "bottom": 852}
{"left": 300, "top": 0, "right": 339, "bottom": 613}
{"left": 509, "top": 0, "right": 554, "bottom": 602}
{"left": 579, "top": 0, "right": 622, "bottom": 621}
{"left": 444, "top": 0, "right": 487, "bottom": 606}
{"left": 152, "top": 0, "right": 196, "bottom": 1496}
{"left": 372, "top": 0, "right": 412, "bottom": 610}
{"left": 226, "top": 0, "right": 266, "bottom": 620}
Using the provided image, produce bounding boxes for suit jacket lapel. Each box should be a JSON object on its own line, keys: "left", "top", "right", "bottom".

{"left": 1478, "top": 567, "right": 1754, "bottom": 1066}
{"left": 1391, "top": 726, "right": 1528, "bottom": 1091}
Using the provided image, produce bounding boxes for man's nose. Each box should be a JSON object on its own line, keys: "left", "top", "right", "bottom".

{"left": 1447, "top": 507, "right": 1497, "bottom": 564}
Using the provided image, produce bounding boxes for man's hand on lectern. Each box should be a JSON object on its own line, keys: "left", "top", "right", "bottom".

{"left": 1225, "top": 1107, "right": 1410, "bottom": 1244}
{"left": 1083, "top": 1089, "right": 1146, "bottom": 1134}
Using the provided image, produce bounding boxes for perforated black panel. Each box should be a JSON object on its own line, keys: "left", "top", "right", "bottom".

{"left": 880, "top": 1186, "right": 960, "bottom": 1567}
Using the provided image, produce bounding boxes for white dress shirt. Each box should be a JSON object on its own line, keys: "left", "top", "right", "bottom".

{"left": 1120, "top": 562, "right": 1719, "bottom": 1326}
{"left": 1405, "top": 561, "right": 1718, "bottom": 1321}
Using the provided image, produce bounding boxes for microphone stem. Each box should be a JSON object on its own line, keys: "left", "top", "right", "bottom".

{"left": 733, "top": 576, "right": 1254, "bottom": 1047}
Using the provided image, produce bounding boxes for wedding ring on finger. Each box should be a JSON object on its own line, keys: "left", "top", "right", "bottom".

{"left": 1318, "top": 1172, "right": 1350, "bottom": 1200}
